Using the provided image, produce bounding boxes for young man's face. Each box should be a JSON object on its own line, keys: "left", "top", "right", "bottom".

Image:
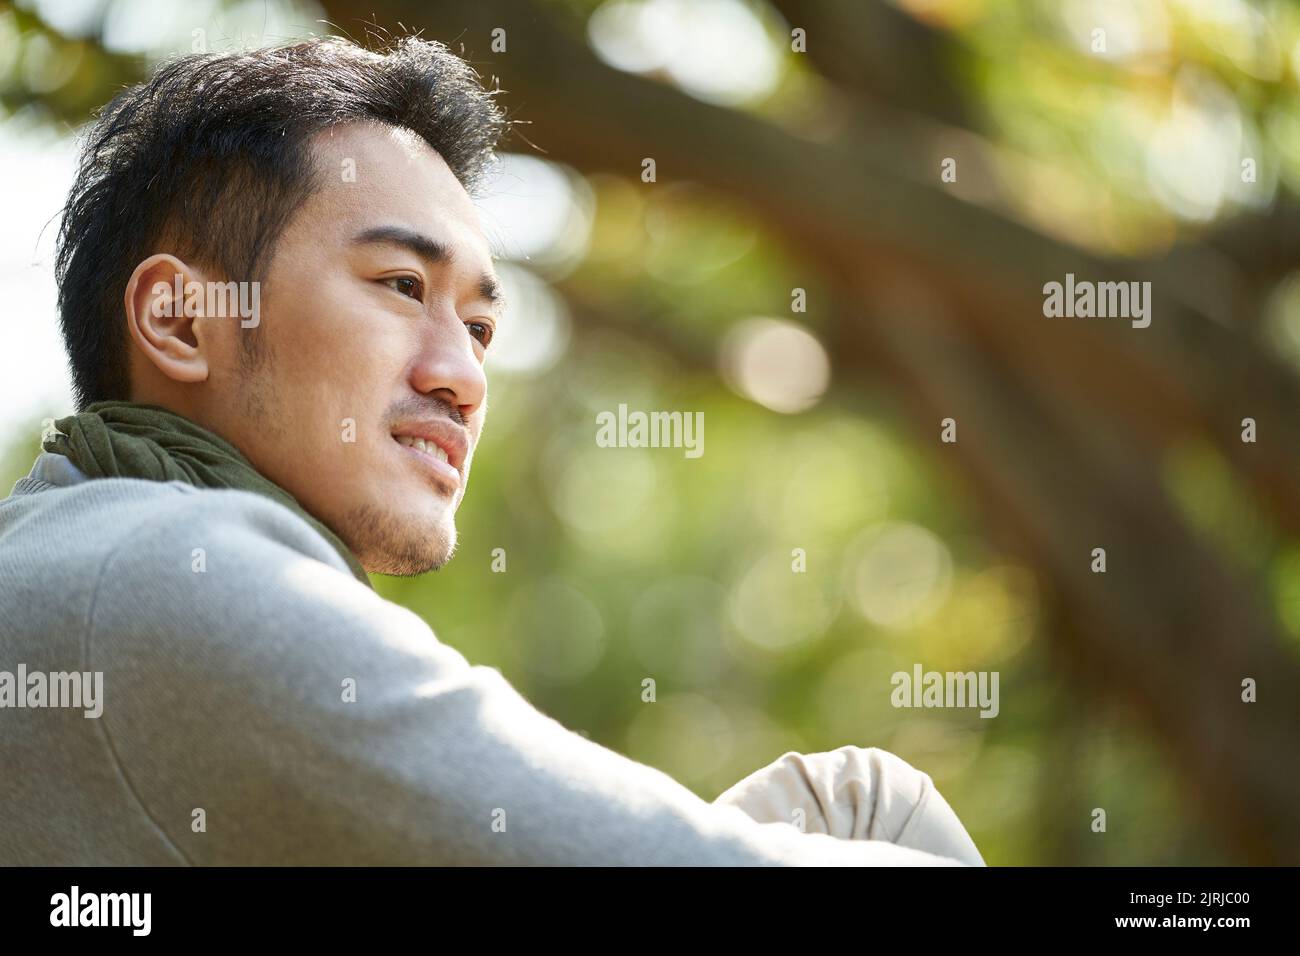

{"left": 198, "top": 122, "right": 499, "bottom": 575}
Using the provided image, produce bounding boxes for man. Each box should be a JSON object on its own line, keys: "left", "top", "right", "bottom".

{"left": 0, "top": 35, "right": 984, "bottom": 866}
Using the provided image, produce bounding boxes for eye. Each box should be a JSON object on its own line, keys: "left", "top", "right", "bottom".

{"left": 383, "top": 275, "right": 424, "bottom": 301}
{"left": 467, "top": 320, "right": 495, "bottom": 348}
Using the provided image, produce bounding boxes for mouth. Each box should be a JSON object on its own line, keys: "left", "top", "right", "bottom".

{"left": 391, "top": 421, "right": 468, "bottom": 492}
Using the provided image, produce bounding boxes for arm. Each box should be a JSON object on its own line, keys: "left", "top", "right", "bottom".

{"left": 90, "top": 490, "right": 971, "bottom": 865}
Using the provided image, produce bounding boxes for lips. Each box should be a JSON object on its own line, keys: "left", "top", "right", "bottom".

{"left": 395, "top": 434, "right": 450, "bottom": 463}
{"left": 391, "top": 418, "right": 469, "bottom": 491}
{"left": 390, "top": 419, "right": 469, "bottom": 472}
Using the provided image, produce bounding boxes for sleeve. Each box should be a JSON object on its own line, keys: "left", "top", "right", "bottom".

{"left": 712, "top": 746, "right": 986, "bottom": 866}
{"left": 88, "top": 489, "right": 972, "bottom": 866}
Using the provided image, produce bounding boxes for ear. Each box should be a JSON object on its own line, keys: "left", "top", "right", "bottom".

{"left": 124, "top": 254, "right": 210, "bottom": 385}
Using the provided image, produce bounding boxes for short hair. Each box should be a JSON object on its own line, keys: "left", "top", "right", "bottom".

{"left": 55, "top": 35, "right": 508, "bottom": 408}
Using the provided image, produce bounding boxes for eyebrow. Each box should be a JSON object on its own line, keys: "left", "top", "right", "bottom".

{"left": 352, "top": 225, "right": 504, "bottom": 311}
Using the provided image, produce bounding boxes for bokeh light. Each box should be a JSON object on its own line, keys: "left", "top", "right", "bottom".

{"left": 717, "top": 317, "right": 830, "bottom": 414}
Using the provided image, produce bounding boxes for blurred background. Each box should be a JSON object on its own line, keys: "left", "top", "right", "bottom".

{"left": 3, "top": 0, "right": 1300, "bottom": 865}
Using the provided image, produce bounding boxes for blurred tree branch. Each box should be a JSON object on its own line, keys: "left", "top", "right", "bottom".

{"left": 767, "top": 0, "right": 972, "bottom": 129}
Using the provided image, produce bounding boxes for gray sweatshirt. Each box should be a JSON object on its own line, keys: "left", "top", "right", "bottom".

{"left": 0, "top": 452, "right": 982, "bottom": 865}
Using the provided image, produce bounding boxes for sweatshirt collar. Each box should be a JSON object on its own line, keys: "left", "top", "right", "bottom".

{"left": 10, "top": 452, "right": 89, "bottom": 496}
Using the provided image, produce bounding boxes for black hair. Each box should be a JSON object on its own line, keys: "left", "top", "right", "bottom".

{"left": 55, "top": 34, "right": 508, "bottom": 408}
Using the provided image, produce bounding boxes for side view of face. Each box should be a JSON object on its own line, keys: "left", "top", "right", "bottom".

{"left": 129, "top": 122, "right": 502, "bottom": 575}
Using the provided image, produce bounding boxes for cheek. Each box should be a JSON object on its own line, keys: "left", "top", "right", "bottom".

{"left": 256, "top": 277, "right": 423, "bottom": 458}
{"left": 273, "top": 308, "right": 405, "bottom": 417}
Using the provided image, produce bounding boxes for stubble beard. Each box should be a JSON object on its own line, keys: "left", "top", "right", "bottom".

{"left": 343, "top": 499, "right": 458, "bottom": 576}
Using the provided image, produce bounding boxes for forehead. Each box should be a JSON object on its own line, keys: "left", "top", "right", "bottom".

{"left": 300, "top": 121, "right": 493, "bottom": 266}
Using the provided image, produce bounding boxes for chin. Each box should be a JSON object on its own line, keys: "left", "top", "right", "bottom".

{"left": 378, "top": 521, "right": 457, "bottom": 576}
{"left": 340, "top": 499, "right": 458, "bottom": 577}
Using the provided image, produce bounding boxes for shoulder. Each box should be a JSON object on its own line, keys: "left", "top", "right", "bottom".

{"left": 4, "top": 477, "right": 352, "bottom": 617}
{"left": 8, "top": 475, "right": 350, "bottom": 579}
{"left": 48, "top": 479, "right": 450, "bottom": 680}
{"left": 84, "top": 479, "right": 470, "bottom": 730}
{"left": 67, "top": 487, "right": 481, "bottom": 864}
{"left": 111, "top": 481, "right": 354, "bottom": 576}
{"left": 88, "top": 480, "right": 383, "bottom": 624}
{"left": 84, "top": 479, "right": 455, "bottom": 668}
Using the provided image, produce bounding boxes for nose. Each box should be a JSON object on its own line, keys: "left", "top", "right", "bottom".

{"left": 409, "top": 319, "right": 487, "bottom": 423}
